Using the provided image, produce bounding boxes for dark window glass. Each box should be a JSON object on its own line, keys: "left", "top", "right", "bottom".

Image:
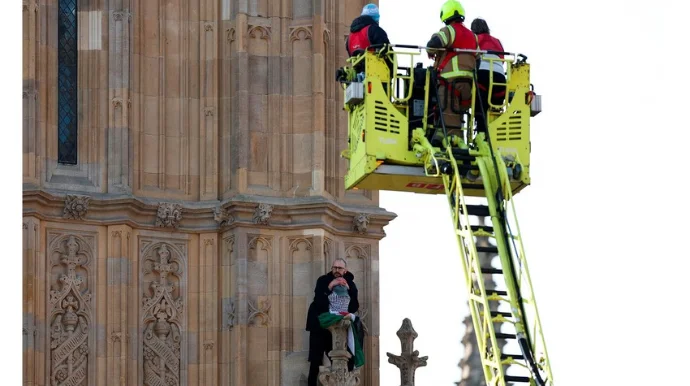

{"left": 57, "top": 0, "right": 78, "bottom": 165}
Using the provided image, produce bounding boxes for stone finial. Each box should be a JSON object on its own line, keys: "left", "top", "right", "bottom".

{"left": 386, "top": 318, "right": 428, "bottom": 386}
{"left": 63, "top": 195, "right": 91, "bottom": 220}
{"left": 353, "top": 213, "right": 370, "bottom": 234}
{"left": 318, "top": 318, "right": 361, "bottom": 386}
{"left": 155, "top": 203, "right": 183, "bottom": 228}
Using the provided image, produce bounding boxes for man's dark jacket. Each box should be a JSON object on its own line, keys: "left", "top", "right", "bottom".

{"left": 345, "top": 15, "right": 390, "bottom": 57}
{"left": 306, "top": 271, "right": 359, "bottom": 332}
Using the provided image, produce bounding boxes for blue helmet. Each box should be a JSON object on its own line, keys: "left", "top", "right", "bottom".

{"left": 361, "top": 3, "right": 380, "bottom": 23}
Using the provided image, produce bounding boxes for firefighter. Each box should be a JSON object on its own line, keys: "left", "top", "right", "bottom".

{"left": 426, "top": 0, "right": 478, "bottom": 139}
{"left": 471, "top": 18, "right": 507, "bottom": 132}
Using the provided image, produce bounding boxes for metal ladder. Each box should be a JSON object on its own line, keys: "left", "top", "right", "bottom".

{"left": 414, "top": 128, "right": 554, "bottom": 385}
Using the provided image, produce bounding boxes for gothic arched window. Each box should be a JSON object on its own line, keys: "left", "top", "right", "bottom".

{"left": 57, "top": 0, "right": 78, "bottom": 165}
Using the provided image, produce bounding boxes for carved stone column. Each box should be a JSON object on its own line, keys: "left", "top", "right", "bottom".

{"left": 386, "top": 318, "right": 428, "bottom": 386}
{"left": 318, "top": 318, "right": 361, "bottom": 386}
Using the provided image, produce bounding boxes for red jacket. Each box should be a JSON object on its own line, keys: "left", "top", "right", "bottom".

{"left": 477, "top": 33, "right": 504, "bottom": 58}
{"left": 347, "top": 25, "right": 372, "bottom": 56}
{"left": 437, "top": 22, "right": 479, "bottom": 74}
{"left": 449, "top": 22, "right": 478, "bottom": 50}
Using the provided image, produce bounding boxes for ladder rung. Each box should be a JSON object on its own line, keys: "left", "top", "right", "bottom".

{"left": 491, "top": 311, "right": 512, "bottom": 318}
{"left": 460, "top": 205, "right": 491, "bottom": 217}
{"left": 477, "top": 246, "right": 499, "bottom": 254}
{"left": 501, "top": 353, "right": 525, "bottom": 360}
{"left": 495, "top": 332, "right": 516, "bottom": 340}
{"left": 471, "top": 225, "right": 494, "bottom": 234}
{"left": 481, "top": 267, "right": 503, "bottom": 275}
{"left": 505, "top": 375, "right": 531, "bottom": 383}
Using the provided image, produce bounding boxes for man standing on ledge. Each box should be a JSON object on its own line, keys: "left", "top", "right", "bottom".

{"left": 306, "top": 257, "right": 360, "bottom": 386}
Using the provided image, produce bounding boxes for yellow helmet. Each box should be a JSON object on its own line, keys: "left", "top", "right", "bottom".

{"left": 440, "top": 0, "right": 465, "bottom": 24}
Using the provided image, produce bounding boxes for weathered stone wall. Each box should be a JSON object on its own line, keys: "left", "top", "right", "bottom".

{"left": 22, "top": 1, "right": 393, "bottom": 385}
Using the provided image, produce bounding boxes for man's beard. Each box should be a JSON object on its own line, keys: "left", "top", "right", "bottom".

{"left": 334, "top": 272, "right": 342, "bottom": 277}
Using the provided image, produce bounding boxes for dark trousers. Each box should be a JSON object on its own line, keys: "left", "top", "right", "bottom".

{"left": 308, "top": 328, "right": 332, "bottom": 386}
{"left": 475, "top": 69, "right": 506, "bottom": 133}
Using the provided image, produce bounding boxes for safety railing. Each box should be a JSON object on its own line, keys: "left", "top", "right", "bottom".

{"left": 388, "top": 47, "right": 419, "bottom": 104}
{"left": 370, "top": 44, "right": 526, "bottom": 115}
{"left": 480, "top": 56, "right": 511, "bottom": 111}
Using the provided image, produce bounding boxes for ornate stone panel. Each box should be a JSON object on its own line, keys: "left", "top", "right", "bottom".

{"left": 140, "top": 242, "right": 187, "bottom": 386}
{"left": 47, "top": 234, "right": 95, "bottom": 386}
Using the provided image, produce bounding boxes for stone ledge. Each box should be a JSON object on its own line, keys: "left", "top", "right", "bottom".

{"left": 23, "top": 189, "right": 397, "bottom": 238}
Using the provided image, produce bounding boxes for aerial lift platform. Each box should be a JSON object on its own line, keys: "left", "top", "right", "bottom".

{"left": 337, "top": 44, "right": 552, "bottom": 385}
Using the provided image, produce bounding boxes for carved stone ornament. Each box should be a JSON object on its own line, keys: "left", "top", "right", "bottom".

{"left": 252, "top": 203, "right": 274, "bottom": 225}
{"left": 247, "top": 25, "right": 271, "bottom": 41}
{"left": 224, "top": 298, "right": 236, "bottom": 330}
{"left": 49, "top": 236, "right": 92, "bottom": 386}
{"left": 318, "top": 319, "right": 362, "bottom": 386}
{"left": 155, "top": 203, "right": 183, "bottom": 228}
{"left": 142, "top": 244, "right": 184, "bottom": 386}
{"left": 112, "top": 97, "right": 123, "bottom": 108}
{"left": 248, "top": 299, "right": 271, "bottom": 326}
{"left": 289, "top": 26, "right": 313, "bottom": 42}
{"left": 324, "top": 238, "right": 333, "bottom": 261}
{"left": 226, "top": 28, "right": 236, "bottom": 43}
{"left": 353, "top": 213, "right": 370, "bottom": 234}
{"left": 23, "top": 323, "right": 36, "bottom": 337}
{"left": 63, "top": 195, "right": 91, "bottom": 220}
{"left": 111, "top": 331, "right": 122, "bottom": 343}
{"left": 214, "top": 206, "right": 234, "bottom": 228}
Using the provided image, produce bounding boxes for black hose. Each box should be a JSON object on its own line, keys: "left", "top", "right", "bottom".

{"left": 472, "top": 71, "right": 546, "bottom": 386}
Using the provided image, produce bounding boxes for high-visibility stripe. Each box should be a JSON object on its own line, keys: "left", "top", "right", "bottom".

{"left": 441, "top": 69, "right": 474, "bottom": 78}
{"left": 439, "top": 30, "right": 449, "bottom": 45}
{"left": 441, "top": 57, "right": 474, "bottom": 78}
{"left": 441, "top": 70, "right": 474, "bottom": 78}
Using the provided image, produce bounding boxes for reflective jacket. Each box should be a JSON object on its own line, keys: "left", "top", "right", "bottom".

{"left": 427, "top": 21, "right": 479, "bottom": 79}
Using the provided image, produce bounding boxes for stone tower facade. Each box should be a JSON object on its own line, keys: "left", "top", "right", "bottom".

{"left": 22, "top": 1, "right": 394, "bottom": 385}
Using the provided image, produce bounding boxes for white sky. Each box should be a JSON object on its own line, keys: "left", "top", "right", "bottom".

{"left": 378, "top": 0, "right": 690, "bottom": 385}
{"left": 4, "top": 1, "right": 690, "bottom": 385}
